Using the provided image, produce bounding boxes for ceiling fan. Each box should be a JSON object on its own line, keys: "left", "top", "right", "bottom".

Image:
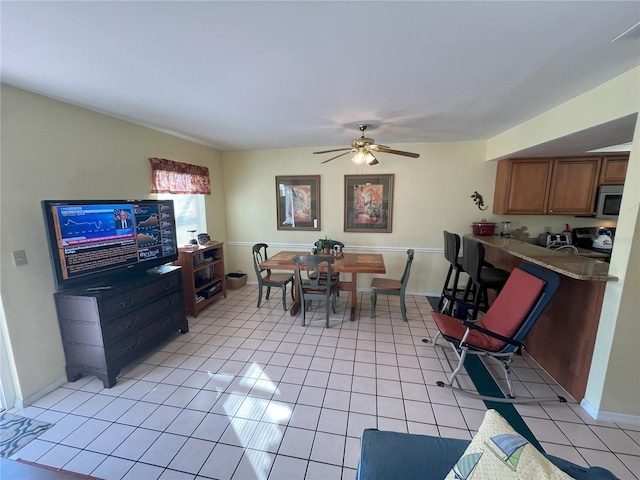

{"left": 314, "top": 124, "right": 420, "bottom": 165}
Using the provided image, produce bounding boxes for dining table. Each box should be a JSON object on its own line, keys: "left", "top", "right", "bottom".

{"left": 259, "top": 251, "right": 386, "bottom": 321}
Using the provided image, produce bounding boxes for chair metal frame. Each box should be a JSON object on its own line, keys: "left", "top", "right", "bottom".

{"left": 370, "top": 249, "right": 415, "bottom": 322}
{"left": 428, "top": 262, "right": 566, "bottom": 404}
{"left": 294, "top": 255, "right": 339, "bottom": 328}
{"left": 252, "top": 243, "right": 294, "bottom": 311}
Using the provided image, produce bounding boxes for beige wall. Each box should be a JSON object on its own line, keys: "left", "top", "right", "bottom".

{"left": 0, "top": 85, "right": 225, "bottom": 401}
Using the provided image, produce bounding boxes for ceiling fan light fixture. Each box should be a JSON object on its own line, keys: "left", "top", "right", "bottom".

{"left": 351, "top": 149, "right": 367, "bottom": 165}
{"left": 364, "top": 151, "right": 377, "bottom": 165}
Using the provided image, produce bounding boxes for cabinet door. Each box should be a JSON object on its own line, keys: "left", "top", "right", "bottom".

{"left": 494, "top": 159, "right": 552, "bottom": 214}
{"left": 599, "top": 156, "right": 628, "bottom": 185}
{"left": 547, "top": 157, "right": 600, "bottom": 215}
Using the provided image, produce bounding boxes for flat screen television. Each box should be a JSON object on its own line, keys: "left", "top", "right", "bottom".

{"left": 42, "top": 199, "right": 179, "bottom": 291}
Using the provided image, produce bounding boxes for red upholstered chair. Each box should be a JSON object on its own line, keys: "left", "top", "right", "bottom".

{"left": 427, "top": 262, "right": 563, "bottom": 403}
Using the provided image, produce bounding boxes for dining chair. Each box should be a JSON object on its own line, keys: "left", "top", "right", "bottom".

{"left": 370, "top": 249, "right": 415, "bottom": 322}
{"left": 252, "top": 243, "right": 294, "bottom": 311}
{"left": 294, "top": 255, "right": 339, "bottom": 328}
{"left": 319, "top": 240, "right": 345, "bottom": 295}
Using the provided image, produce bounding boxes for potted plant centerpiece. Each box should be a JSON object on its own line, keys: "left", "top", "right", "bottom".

{"left": 315, "top": 237, "right": 338, "bottom": 254}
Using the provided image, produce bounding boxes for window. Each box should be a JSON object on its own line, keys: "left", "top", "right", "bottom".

{"left": 157, "top": 193, "right": 207, "bottom": 246}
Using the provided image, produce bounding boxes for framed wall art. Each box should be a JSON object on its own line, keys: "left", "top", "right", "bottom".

{"left": 276, "top": 175, "right": 321, "bottom": 231}
{"left": 344, "top": 174, "right": 394, "bottom": 232}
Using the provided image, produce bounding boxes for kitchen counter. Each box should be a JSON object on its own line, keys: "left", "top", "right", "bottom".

{"left": 466, "top": 234, "right": 613, "bottom": 401}
{"left": 466, "top": 235, "right": 617, "bottom": 281}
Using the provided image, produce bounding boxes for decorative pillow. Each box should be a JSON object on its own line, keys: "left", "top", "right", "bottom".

{"left": 445, "top": 409, "right": 573, "bottom": 479}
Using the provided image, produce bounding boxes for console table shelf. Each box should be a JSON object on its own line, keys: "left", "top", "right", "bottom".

{"left": 175, "top": 242, "right": 227, "bottom": 317}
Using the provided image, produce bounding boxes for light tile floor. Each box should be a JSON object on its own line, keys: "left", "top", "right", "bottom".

{"left": 9, "top": 286, "right": 640, "bottom": 479}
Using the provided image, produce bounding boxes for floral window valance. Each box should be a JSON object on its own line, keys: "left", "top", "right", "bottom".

{"left": 149, "top": 157, "right": 211, "bottom": 195}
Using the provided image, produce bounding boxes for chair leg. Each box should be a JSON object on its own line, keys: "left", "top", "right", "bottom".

{"left": 325, "top": 298, "right": 331, "bottom": 328}
{"left": 256, "top": 284, "right": 263, "bottom": 308}
{"left": 281, "top": 285, "right": 287, "bottom": 311}
{"left": 438, "top": 265, "right": 454, "bottom": 311}
{"left": 266, "top": 286, "right": 271, "bottom": 300}
{"left": 370, "top": 291, "right": 377, "bottom": 318}
{"left": 300, "top": 299, "right": 306, "bottom": 326}
{"left": 400, "top": 294, "right": 408, "bottom": 322}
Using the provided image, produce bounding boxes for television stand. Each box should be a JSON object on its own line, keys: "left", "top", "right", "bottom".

{"left": 54, "top": 265, "right": 188, "bottom": 388}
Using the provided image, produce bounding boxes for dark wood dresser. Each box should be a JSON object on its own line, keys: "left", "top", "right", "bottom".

{"left": 54, "top": 265, "right": 188, "bottom": 388}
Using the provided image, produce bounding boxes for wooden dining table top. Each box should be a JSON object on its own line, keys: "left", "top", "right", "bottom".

{"left": 260, "top": 251, "right": 386, "bottom": 274}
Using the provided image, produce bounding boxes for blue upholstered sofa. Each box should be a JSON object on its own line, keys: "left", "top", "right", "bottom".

{"left": 356, "top": 429, "right": 618, "bottom": 480}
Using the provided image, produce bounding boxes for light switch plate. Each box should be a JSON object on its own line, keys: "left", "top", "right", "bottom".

{"left": 13, "top": 250, "right": 28, "bottom": 266}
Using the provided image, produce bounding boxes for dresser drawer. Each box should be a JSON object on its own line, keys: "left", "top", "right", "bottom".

{"left": 106, "top": 306, "right": 184, "bottom": 363}
{"left": 102, "top": 291, "right": 183, "bottom": 343}
{"left": 101, "top": 271, "right": 181, "bottom": 318}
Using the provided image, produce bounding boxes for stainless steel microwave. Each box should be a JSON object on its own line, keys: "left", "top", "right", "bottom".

{"left": 595, "top": 185, "right": 623, "bottom": 219}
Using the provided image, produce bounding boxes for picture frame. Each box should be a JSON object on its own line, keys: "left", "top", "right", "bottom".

{"left": 276, "top": 175, "right": 321, "bottom": 231}
{"left": 344, "top": 174, "right": 394, "bottom": 233}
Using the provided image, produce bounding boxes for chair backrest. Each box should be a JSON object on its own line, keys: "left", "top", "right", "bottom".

{"left": 461, "top": 237, "right": 484, "bottom": 283}
{"left": 252, "top": 243, "right": 269, "bottom": 277}
{"left": 479, "top": 263, "right": 560, "bottom": 353}
{"left": 295, "top": 255, "right": 334, "bottom": 289}
{"left": 443, "top": 231, "right": 462, "bottom": 270}
{"left": 400, "top": 249, "right": 415, "bottom": 288}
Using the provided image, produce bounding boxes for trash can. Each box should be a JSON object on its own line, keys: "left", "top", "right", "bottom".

{"left": 225, "top": 271, "right": 247, "bottom": 290}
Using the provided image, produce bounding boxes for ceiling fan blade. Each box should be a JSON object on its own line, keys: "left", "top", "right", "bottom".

{"left": 313, "top": 148, "right": 352, "bottom": 154}
{"left": 321, "top": 151, "right": 352, "bottom": 164}
{"left": 373, "top": 146, "right": 420, "bottom": 158}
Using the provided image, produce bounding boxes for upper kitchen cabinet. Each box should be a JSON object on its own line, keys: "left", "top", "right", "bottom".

{"left": 547, "top": 157, "right": 600, "bottom": 215}
{"left": 493, "top": 158, "right": 552, "bottom": 214}
{"left": 493, "top": 157, "right": 601, "bottom": 215}
{"left": 599, "top": 155, "right": 629, "bottom": 185}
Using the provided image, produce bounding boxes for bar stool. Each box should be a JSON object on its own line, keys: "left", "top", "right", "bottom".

{"left": 461, "top": 236, "right": 510, "bottom": 320}
{"left": 438, "top": 231, "right": 467, "bottom": 314}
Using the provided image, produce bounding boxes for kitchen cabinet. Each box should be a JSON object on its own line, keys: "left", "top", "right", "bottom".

{"left": 175, "top": 242, "right": 227, "bottom": 317}
{"left": 599, "top": 155, "right": 628, "bottom": 185}
{"left": 493, "top": 157, "right": 600, "bottom": 215}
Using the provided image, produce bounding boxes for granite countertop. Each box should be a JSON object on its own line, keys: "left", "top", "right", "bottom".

{"left": 467, "top": 235, "right": 617, "bottom": 282}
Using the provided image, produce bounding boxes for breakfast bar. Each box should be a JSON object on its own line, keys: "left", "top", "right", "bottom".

{"left": 466, "top": 235, "right": 617, "bottom": 402}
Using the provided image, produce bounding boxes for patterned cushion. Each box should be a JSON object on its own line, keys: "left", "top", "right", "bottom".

{"left": 445, "top": 410, "right": 572, "bottom": 480}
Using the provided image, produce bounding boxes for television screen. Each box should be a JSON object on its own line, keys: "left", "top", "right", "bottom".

{"left": 42, "top": 199, "right": 179, "bottom": 290}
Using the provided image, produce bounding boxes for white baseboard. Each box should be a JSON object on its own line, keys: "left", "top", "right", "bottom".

{"left": 244, "top": 280, "right": 439, "bottom": 298}
{"left": 580, "top": 398, "right": 640, "bottom": 426}
{"left": 15, "top": 376, "right": 68, "bottom": 410}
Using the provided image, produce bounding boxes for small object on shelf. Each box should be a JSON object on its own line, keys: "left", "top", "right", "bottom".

{"left": 188, "top": 229, "right": 198, "bottom": 245}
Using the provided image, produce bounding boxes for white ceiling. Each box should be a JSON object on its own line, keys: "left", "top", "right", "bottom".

{"left": 2, "top": 1, "right": 639, "bottom": 155}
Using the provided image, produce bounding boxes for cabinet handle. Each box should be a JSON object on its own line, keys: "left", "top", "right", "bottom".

{"left": 119, "top": 297, "right": 134, "bottom": 308}
{"left": 162, "top": 281, "right": 174, "bottom": 290}
{"left": 163, "top": 299, "right": 176, "bottom": 309}
{"left": 120, "top": 317, "right": 138, "bottom": 330}
{"left": 549, "top": 210, "right": 554, "bottom": 213}
{"left": 122, "top": 338, "right": 141, "bottom": 352}
{"left": 164, "top": 316, "right": 177, "bottom": 327}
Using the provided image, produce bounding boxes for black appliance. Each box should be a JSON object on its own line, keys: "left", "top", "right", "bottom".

{"left": 573, "top": 227, "right": 616, "bottom": 261}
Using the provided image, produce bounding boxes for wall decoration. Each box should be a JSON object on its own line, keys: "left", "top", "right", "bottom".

{"left": 471, "top": 191, "right": 488, "bottom": 210}
{"left": 276, "top": 175, "right": 321, "bottom": 231}
{"left": 344, "top": 174, "right": 394, "bottom": 232}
